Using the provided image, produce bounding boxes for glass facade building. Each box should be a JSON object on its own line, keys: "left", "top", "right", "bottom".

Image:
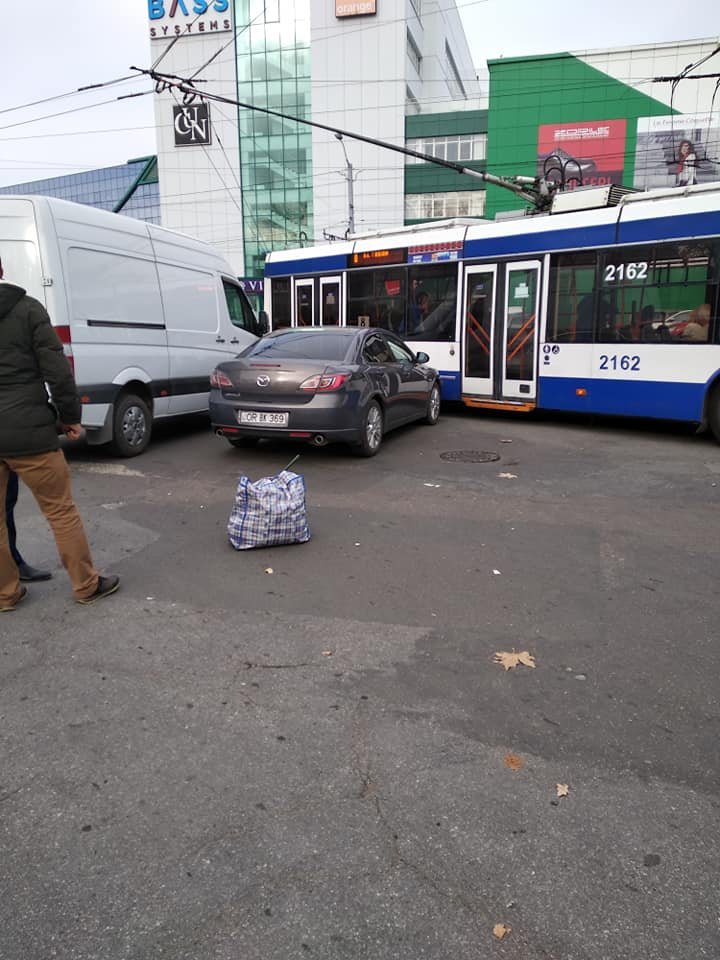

{"left": 0, "top": 157, "right": 160, "bottom": 224}
{"left": 234, "top": 0, "right": 313, "bottom": 277}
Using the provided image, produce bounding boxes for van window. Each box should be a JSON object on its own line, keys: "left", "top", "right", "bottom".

{"left": 223, "top": 280, "right": 257, "bottom": 333}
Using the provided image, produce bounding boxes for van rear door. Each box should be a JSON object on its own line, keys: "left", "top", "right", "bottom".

{"left": 0, "top": 197, "right": 46, "bottom": 304}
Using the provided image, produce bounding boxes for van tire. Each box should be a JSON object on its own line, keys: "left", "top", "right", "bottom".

{"left": 110, "top": 393, "right": 152, "bottom": 457}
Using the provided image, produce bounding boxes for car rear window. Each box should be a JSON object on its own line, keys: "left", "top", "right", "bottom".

{"left": 244, "top": 332, "right": 352, "bottom": 361}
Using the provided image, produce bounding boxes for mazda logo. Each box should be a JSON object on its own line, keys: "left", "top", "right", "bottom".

{"left": 256, "top": 375, "right": 271, "bottom": 387}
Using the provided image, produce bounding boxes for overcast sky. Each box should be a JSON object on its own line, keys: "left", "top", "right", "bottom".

{"left": 1, "top": 1, "right": 718, "bottom": 187}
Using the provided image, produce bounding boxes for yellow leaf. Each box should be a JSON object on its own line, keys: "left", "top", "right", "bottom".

{"left": 494, "top": 650, "right": 537, "bottom": 670}
{"left": 556, "top": 783, "right": 570, "bottom": 797}
{"left": 504, "top": 752, "right": 524, "bottom": 771}
{"left": 493, "top": 923, "right": 512, "bottom": 940}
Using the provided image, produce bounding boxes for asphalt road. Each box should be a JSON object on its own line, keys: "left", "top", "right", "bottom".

{"left": 2, "top": 407, "right": 719, "bottom": 960}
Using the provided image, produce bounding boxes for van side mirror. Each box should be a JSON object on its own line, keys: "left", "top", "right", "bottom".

{"left": 258, "top": 310, "right": 269, "bottom": 336}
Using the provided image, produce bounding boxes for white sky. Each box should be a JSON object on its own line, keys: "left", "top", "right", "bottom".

{"left": 1, "top": 1, "right": 718, "bottom": 187}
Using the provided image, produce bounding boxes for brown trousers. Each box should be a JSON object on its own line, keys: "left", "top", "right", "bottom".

{"left": 0, "top": 450, "right": 99, "bottom": 606}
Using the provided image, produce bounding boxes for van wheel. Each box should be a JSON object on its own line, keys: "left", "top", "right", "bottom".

{"left": 110, "top": 393, "right": 151, "bottom": 457}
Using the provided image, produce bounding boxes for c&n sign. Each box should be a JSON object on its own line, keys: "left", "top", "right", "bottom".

{"left": 148, "top": 1, "right": 232, "bottom": 40}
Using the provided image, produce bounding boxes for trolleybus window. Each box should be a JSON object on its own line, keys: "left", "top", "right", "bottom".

{"left": 406, "top": 264, "right": 457, "bottom": 341}
{"left": 600, "top": 242, "right": 718, "bottom": 344}
{"left": 347, "top": 263, "right": 457, "bottom": 340}
{"left": 547, "top": 252, "right": 596, "bottom": 343}
{"left": 347, "top": 269, "right": 406, "bottom": 334}
{"left": 547, "top": 243, "right": 719, "bottom": 344}
{"left": 271, "top": 277, "right": 291, "bottom": 329}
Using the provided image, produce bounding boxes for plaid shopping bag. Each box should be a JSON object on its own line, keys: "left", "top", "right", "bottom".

{"left": 227, "top": 469, "right": 310, "bottom": 550}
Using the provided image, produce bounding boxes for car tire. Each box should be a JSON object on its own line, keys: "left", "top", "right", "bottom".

{"left": 227, "top": 436, "right": 260, "bottom": 449}
{"left": 109, "top": 392, "right": 151, "bottom": 457}
{"left": 354, "top": 400, "right": 383, "bottom": 457}
{"left": 424, "top": 382, "right": 441, "bottom": 425}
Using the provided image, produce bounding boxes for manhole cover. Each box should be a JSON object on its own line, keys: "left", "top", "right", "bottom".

{"left": 439, "top": 450, "right": 500, "bottom": 463}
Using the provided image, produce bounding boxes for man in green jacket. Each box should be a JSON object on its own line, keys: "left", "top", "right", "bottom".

{"left": 0, "top": 258, "right": 120, "bottom": 612}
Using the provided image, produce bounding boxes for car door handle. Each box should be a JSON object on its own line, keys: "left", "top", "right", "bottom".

{"left": 229, "top": 337, "right": 240, "bottom": 344}
{"left": 216, "top": 336, "right": 226, "bottom": 343}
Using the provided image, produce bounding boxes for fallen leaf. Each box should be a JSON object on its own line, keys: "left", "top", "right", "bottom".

{"left": 556, "top": 783, "right": 570, "bottom": 798}
{"left": 493, "top": 650, "right": 537, "bottom": 671}
{"left": 497, "top": 472, "right": 518, "bottom": 479}
{"left": 321, "top": 650, "right": 334, "bottom": 657}
{"left": 504, "top": 752, "right": 524, "bottom": 771}
{"left": 264, "top": 567, "right": 274, "bottom": 575}
{"left": 493, "top": 923, "right": 512, "bottom": 940}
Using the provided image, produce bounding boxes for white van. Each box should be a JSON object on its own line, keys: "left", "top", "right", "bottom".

{"left": 0, "top": 195, "right": 264, "bottom": 455}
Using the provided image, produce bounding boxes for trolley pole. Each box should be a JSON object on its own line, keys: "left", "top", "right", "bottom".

{"left": 335, "top": 133, "right": 356, "bottom": 237}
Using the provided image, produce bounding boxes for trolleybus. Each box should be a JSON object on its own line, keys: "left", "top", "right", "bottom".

{"left": 263, "top": 183, "right": 720, "bottom": 439}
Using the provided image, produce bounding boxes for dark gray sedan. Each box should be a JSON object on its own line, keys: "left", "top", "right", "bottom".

{"left": 209, "top": 327, "right": 441, "bottom": 456}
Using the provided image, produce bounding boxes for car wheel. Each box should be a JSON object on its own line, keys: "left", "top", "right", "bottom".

{"left": 109, "top": 392, "right": 151, "bottom": 457}
{"left": 424, "top": 382, "right": 441, "bottom": 425}
{"left": 354, "top": 400, "right": 383, "bottom": 457}
{"left": 227, "top": 436, "right": 260, "bottom": 449}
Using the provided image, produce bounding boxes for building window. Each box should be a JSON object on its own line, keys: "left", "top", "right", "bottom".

{"left": 405, "top": 134, "right": 486, "bottom": 164}
{"left": 445, "top": 42, "right": 466, "bottom": 99}
{"left": 407, "top": 30, "right": 422, "bottom": 75}
{"left": 405, "top": 86, "right": 421, "bottom": 115}
{"left": 404, "top": 190, "right": 486, "bottom": 220}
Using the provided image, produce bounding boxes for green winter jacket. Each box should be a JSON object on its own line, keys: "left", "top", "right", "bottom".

{"left": 0, "top": 281, "right": 81, "bottom": 457}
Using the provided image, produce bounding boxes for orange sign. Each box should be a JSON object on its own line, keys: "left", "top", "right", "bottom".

{"left": 336, "top": 0, "right": 376, "bottom": 17}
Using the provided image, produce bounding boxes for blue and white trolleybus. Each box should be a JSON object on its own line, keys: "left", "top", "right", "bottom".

{"left": 263, "top": 183, "right": 720, "bottom": 439}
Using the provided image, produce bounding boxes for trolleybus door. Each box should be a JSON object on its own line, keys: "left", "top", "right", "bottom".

{"left": 501, "top": 261, "right": 541, "bottom": 400}
{"left": 319, "top": 276, "right": 342, "bottom": 326}
{"left": 293, "top": 278, "right": 314, "bottom": 326}
{"left": 462, "top": 265, "right": 497, "bottom": 396}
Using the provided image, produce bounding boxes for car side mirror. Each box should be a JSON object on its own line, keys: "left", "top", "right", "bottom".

{"left": 258, "top": 310, "right": 269, "bottom": 336}
{"left": 414, "top": 351, "right": 430, "bottom": 364}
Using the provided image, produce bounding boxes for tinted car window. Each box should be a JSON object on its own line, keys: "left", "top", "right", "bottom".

{"left": 384, "top": 337, "right": 415, "bottom": 363}
{"left": 242, "top": 331, "right": 353, "bottom": 362}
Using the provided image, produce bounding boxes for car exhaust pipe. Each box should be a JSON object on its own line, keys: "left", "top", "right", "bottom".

{"left": 312, "top": 434, "right": 328, "bottom": 446}
{"left": 215, "top": 428, "right": 225, "bottom": 437}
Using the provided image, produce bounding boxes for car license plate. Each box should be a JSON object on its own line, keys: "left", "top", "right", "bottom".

{"left": 238, "top": 410, "right": 289, "bottom": 427}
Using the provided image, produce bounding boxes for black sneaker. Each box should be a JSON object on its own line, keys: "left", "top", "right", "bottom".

{"left": 1, "top": 586, "right": 27, "bottom": 613}
{"left": 77, "top": 575, "right": 120, "bottom": 605}
{"left": 18, "top": 562, "right": 52, "bottom": 582}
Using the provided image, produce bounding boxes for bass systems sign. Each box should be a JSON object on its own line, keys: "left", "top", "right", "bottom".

{"left": 336, "top": 0, "right": 376, "bottom": 17}
{"left": 148, "top": 1, "right": 232, "bottom": 39}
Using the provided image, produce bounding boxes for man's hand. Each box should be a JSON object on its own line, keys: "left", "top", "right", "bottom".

{"left": 62, "top": 423, "right": 83, "bottom": 441}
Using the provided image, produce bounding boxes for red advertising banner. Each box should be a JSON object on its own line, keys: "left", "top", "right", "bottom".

{"left": 537, "top": 119, "right": 627, "bottom": 188}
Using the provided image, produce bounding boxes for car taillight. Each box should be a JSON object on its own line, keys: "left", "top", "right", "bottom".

{"left": 299, "top": 373, "right": 350, "bottom": 392}
{"left": 210, "top": 368, "right": 233, "bottom": 388}
{"left": 55, "top": 324, "right": 74, "bottom": 375}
